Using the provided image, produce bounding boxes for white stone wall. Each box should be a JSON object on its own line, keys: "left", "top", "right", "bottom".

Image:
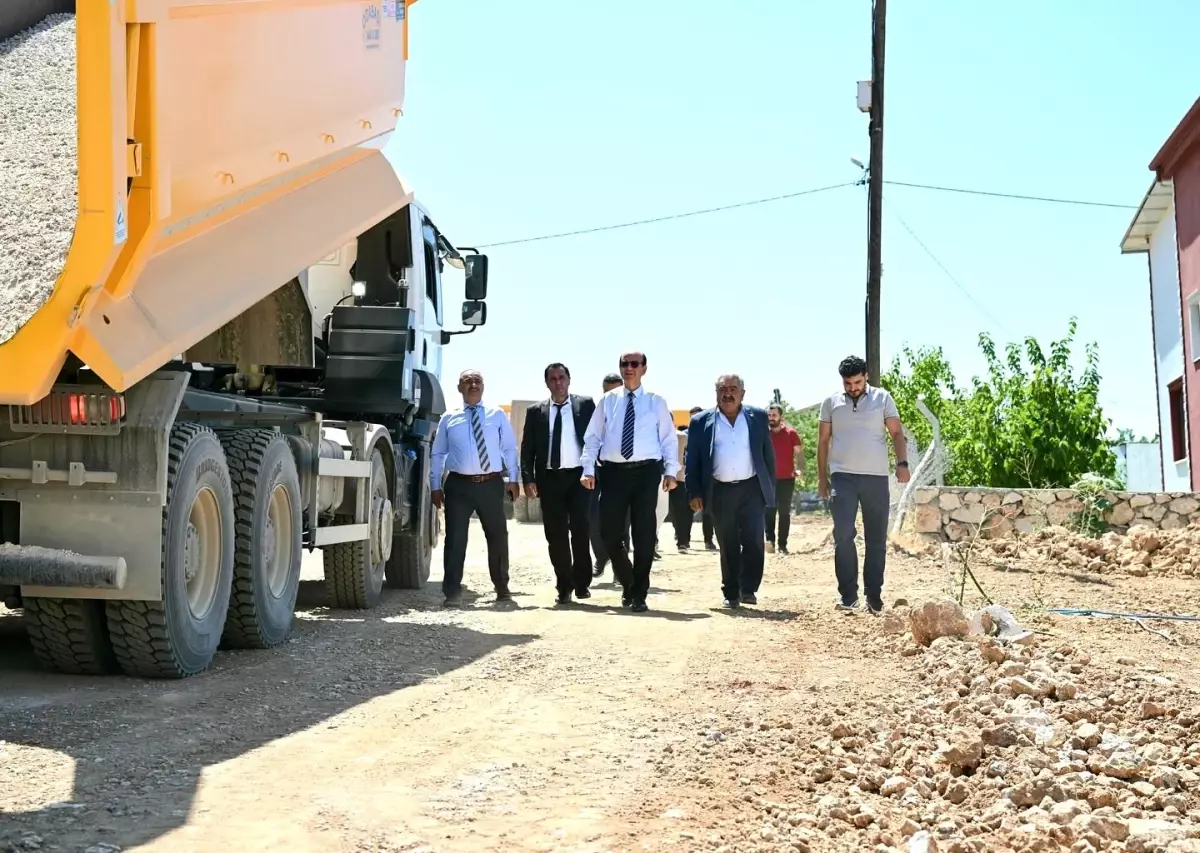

{"left": 909, "top": 487, "right": 1200, "bottom": 541}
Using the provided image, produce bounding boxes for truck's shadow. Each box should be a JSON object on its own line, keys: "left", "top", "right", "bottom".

{"left": 0, "top": 587, "right": 537, "bottom": 850}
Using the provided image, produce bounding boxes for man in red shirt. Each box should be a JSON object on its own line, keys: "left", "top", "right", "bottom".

{"left": 766, "top": 404, "right": 805, "bottom": 554}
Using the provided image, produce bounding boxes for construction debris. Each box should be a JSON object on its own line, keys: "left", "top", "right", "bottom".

{"left": 0, "top": 14, "right": 78, "bottom": 344}
{"left": 981, "top": 524, "right": 1200, "bottom": 578}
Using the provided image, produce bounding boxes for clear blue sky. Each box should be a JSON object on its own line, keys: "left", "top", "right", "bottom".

{"left": 388, "top": 0, "right": 1198, "bottom": 436}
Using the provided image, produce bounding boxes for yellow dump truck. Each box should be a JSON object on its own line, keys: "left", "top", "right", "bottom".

{"left": 0, "top": 0, "right": 489, "bottom": 679}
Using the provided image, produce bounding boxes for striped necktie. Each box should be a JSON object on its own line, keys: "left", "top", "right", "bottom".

{"left": 469, "top": 405, "right": 492, "bottom": 472}
{"left": 620, "top": 392, "right": 636, "bottom": 460}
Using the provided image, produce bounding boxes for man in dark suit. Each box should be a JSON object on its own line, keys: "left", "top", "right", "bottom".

{"left": 591, "top": 372, "right": 626, "bottom": 577}
{"left": 686, "top": 374, "right": 776, "bottom": 608}
{"left": 521, "top": 362, "right": 597, "bottom": 604}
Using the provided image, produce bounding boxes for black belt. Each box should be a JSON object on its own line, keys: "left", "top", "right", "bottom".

{"left": 450, "top": 471, "right": 503, "bottom": 483}
{"left": 714, "top": 477, "right": 755, "bottom": 487}
{"left": 602, "top": 459, "right": 661, "bottom": 470}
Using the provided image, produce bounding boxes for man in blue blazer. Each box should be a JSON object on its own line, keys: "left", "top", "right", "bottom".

{"left": 686, "top": 374, "right": 776, "bottom": 608}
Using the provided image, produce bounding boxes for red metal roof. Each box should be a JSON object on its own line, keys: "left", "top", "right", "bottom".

{"left": 1151, "top": 97, "right": 1200, "bottom": 181}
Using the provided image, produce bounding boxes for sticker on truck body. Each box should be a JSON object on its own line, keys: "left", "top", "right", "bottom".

{"left": 362, "top": 3, "right": 382, "bottom": 49}
{"left": 115, "top": 196, "right": 128, "bottom": 246}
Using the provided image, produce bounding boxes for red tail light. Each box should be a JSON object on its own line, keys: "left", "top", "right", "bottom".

{"left": 10, "top": 388, "right": 127, "bottom": 434}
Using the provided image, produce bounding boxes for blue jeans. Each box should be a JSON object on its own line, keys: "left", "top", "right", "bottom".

{"left": 830, "top": 472, "right": 890, "bottom": 604}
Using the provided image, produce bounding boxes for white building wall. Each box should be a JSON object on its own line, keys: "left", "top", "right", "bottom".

{"left": 1149, "top": 201, "right": 1189, "bottom": 491}
{"left": 1116, "top": 442, "right": 1163, "bottom": 492}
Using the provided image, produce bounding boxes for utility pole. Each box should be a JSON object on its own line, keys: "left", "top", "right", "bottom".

{"left": 865, "top": 0, "right": 886, "bottom": 379}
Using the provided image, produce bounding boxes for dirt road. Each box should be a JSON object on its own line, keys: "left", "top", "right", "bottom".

{"left": 2, "top": 516, "right": 1198, "bottom": 853}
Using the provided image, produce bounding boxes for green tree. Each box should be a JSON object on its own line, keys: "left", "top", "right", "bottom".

{"left": 879, "top": 318, "right": 1115, "bottom": 489}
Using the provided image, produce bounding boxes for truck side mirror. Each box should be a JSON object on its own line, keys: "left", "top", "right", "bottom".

{"left": 464, "top": 254, "right": 488, "bottom": 300}
{"left": 462, "top": 301, "right": 487, "bottom": 327}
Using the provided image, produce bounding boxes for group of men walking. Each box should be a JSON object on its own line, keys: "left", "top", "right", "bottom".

{"left": 428, "top": 352, "right": 910, "bottom": 614}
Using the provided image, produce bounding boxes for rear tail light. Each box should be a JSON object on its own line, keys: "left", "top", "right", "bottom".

{"left": 9, "top": 388, "right": 127, "bottom": 434}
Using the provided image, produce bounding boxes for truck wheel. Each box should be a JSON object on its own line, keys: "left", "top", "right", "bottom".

{"left": 323, "top": 447, "right": 388, "bottom": 609}
{"left": 106, "top": 423, "right": 235, "bottom": 678}
{"left": 219, "top": 430, "right": 303, "bottom": 649}
{"left": 386, "top": 494, "right": 433, "bottom": 590}
{"left": 23, "top": 597, "right": 118, "bottom": 675}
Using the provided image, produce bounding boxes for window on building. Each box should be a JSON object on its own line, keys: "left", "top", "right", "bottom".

{"left": 1189, "top": 293, "right": 1200, "bottom": 363}
{"left": 1168, "top": 377, "right": 1186, "bottom": 462}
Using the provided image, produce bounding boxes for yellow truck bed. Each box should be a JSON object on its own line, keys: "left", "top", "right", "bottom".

{"left": 0, "top": 0, "right": 419, "bottom": 405}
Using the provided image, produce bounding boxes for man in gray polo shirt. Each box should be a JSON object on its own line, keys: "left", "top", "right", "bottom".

{"left": 817, "top": 355, "right": 910, "bottom": 614}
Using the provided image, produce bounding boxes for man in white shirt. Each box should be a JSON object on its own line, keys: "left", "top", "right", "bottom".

{"left": 520, "top": 363, "right": 597, "bottom": 604}
{"left": 431, "top": 369, "right": 521, "bottom": 607}
{"left": 686, "top": 375, "right": 776, "bottom": 608}
{"left": 580, "top": 351, "right": 677, "bottom": 613}
{"left": 817, "top": 355, "right": 910, "bottom": 615}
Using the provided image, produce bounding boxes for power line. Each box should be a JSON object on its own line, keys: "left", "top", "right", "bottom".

{"left": 474, "top": 178, "right": 1137, "bottom": 249}
{"left": 884, "top": 180, "right": 1137, "bottom": 210}
{"left": 475, "top": 182, "right": 855, "bottom": 248}
{"left": 882, "top": 198, "right": 1013, "bottom": 335}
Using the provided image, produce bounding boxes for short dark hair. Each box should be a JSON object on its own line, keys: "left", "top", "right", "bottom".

{"left": 768, "top": 403, "right": 784, "bottom": 415}
{"left": 838, "top": 355, "right": 869, "bottom": 379}
{"left": 602, "top": 373, "right": 621, "bottom": 385}
{"left": 689, "top": 406, "right": 703, "bottom": 415}
{"left": 544, "top": 362, "right": 570, "bottom": 381}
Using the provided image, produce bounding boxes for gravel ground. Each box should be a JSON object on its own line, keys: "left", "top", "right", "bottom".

{"left": 0, "top": 14, "right": 77, "bottom": 344}
{"left": 1, "top": 515, "right": 1197, "bottom": 852}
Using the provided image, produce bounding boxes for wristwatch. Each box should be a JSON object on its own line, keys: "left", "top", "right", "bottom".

{"left": 896, "top": 461, "right": 909, "bottom": 469}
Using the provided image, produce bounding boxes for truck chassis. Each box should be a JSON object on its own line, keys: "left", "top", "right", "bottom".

{"left": 0, "top": 365, "right": 441, "bottom": 679}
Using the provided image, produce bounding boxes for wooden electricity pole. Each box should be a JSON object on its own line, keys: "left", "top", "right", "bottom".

{"left": 866, "top": 0, "right": 886, "bottom": 379}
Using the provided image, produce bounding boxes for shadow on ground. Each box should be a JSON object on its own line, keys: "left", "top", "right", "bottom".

{"left": 0, "top": 588, "right": 536, "bottom": 850}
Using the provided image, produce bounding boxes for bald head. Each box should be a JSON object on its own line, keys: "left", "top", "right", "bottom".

{"left": 618, "top": 351, "right": 647, "bottom": 391}
{"left": 458, "top": 369, "right": 484, "bottom": 405}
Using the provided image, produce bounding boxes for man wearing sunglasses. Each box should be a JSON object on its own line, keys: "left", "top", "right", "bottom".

{"left": 581, "top": 351, "right": 678, "bottom": 613}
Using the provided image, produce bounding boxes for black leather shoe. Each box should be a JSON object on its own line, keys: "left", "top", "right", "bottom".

{"left": 495, "top": 588, "right": 513, "bottom": 602}
{"left": 593, "top": 563, "right": 605, "bottom": 578}
{"left": 630, "top": 600, "right": 648, "bottom": 613}
{"left": 722, "top": 598, "right": 740, "bottom": 608}
{"left": 621, "top": 595, "right": 632, "bottom": 608}
{"left": 574, "top": 588, "right": 592, "bottom": 600}
{"left": 740, "top": 592, "right": 758, "bottom": 605}
{"left": 555, "top": 592, "right": 571, "bottom": 605}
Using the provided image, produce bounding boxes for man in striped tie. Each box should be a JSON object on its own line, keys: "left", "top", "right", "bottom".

{"left": 580, "top": 351, "right": 678, "bottom": 613}
{"left": 431, "top": 369, "right": 521, "bottom": 607}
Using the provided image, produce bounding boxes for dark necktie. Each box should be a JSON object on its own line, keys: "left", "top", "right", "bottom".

{"left": 620, "top": 392, "right": 636, "bottom": 460}
{"left": 550, "top": 403, "right": 565, "bottom": 469}
{"left": 469, "top": 405, "right": 491, "bottom": 472}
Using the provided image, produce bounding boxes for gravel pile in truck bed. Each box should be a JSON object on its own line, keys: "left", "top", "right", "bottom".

{"left": 0, "top": 14, "right": 77, "bottom": 345}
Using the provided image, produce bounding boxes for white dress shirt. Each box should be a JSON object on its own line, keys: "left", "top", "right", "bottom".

{"left": 430, "top": 402, "right": 519, "bottom": 489}
{"left": 713, "top": 409, "right": 755, "bottom": 482}
{"left": 547, "top": 400, "right": 582, "bottom": 469}
{"left": 580, "top": 385, "right": 678, "bottom": 478}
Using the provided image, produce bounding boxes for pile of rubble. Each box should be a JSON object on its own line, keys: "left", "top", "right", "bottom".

{"left": 978, "top": 524, "right": 1200, "bottom": 579}
{"left": 654, "top": 600, "right": 1200, "bottom": 853}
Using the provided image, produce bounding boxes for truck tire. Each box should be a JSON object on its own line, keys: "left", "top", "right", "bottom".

{"left": 23, "top": 597, "right": 118, "bottom": 675}
{"left": 219, "top": 430, "right": 303, "bottom": 649}
{"left": 323, "top": 447, "right": 388, "bottom": 609}
{"left": 106, "top": 423, "right": 236, "bottom": 678}
{"left": 386, "top": 494, "right": 433, "bottom": 590}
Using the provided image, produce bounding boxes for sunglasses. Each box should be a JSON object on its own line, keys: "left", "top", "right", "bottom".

{"left": 619, "top": 360, "right": 643, "bottom": 368}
